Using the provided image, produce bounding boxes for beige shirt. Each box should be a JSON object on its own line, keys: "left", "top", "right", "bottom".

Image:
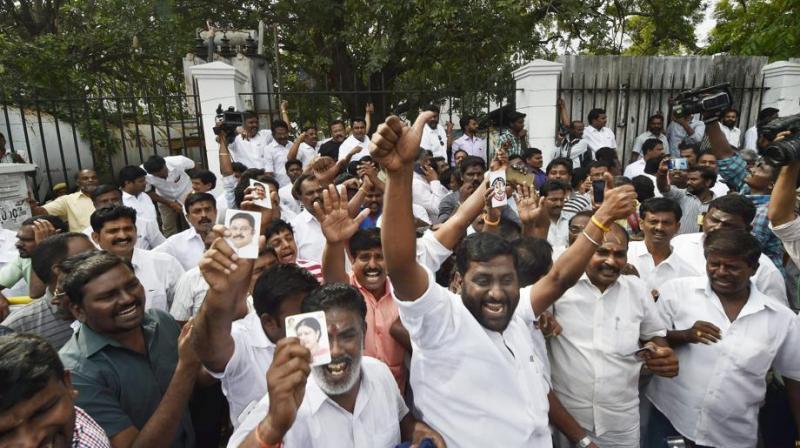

{"left": 42, "top": 191, "right": 94, "bottom": 232}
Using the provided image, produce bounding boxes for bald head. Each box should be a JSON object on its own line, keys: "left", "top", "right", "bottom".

{"left": 76, "top": 169, "right": 98, "bottom": 195}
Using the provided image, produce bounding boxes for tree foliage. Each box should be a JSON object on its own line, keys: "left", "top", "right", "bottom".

{"left": 704, "top": 0, "right": 800, "bottom": 60}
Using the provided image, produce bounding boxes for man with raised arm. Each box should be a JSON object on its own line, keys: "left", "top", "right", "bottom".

{"left": 369, "top": 111, "right": 641, "bottom": 446}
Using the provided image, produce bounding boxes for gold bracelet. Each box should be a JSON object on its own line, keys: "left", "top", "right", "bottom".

{"left": 590, "top": 215, "right": 611, "bottom": 233}
{"left": 483, "top": 213, "right": 500, "bottom": 226}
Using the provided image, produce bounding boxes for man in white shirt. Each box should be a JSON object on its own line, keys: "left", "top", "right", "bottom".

{"left": 624, "top": 138, "right": 664, "bottom": 179}
{"left": 667, "top": 113, "right": 705, "bottom": 157}
{"left": 337, "top": 118, "right": 370, "bottom": 162}
{"left": 630, "top": 114, "right": 669, "bottom": 163}
{"left": 627, "top": 198, "right": 699, "bottom": 293}
{"left": 548, "top": 223, "right": 676, "bottom": 447}
{"left": 540, "top": 180, "right": 573, "bottom": 249}
{"left": 142, "top": 154, "right": 194, "bottom": 237}
{"left": 451, "top": 115, "right": 487, "bottom": 162}
{"left": 645, "top": 229, "right": 800, "bottom": 448}
{"left": 229, "top": 284, "right": 444, "bottom": 448}
{"left": 228, "top": 110, "right": 273, "bottom": 170}
{"left": 419, "top": 105, "right": 448, "bottom": 159}
{"left": 671, "top": 194, "right": 788, "bottom": 306}
{"left": 188, "top": 169, "right": 228, "bottom": 224}
{"left": 278, "top": 160, "right": 303, "bottom": 217}
{"left": 119, "top": 165, "right": 158, "bottom": 222}
{"left": 288, "top": 174, "right": 327, "bottom": 263}
{"left": 89, "top": 205, "right": 184, "bottom": 311}
{"left": 370, "top": 111, "right": 643, "bottom": 447}
{"left": 193, "top": 239, "right": 319, "bottom": 427}
{"left": 287, "top": 127, "right": 319, "bottom": 169}
{"left": 411, "top": 150, "right": 449, "bottom": 223}
{"left": 83, "top": 184, "right": 165, "bottom": 250}
{"left": 265, "top": 120, "right": 294, "bottom": 187}
{"left": 154, "top": 192, "right": 216, "bottom": 270}
{"left": 720, "top": 107, "right": 742, "bottom": 148}
{"left": 583, "top": 108, "right": 617, "bottom": 155}
{"left": 744, "top": 107, "right": 779, "bottom": 150}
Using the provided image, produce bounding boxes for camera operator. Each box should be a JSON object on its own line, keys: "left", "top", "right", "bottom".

{"left": 224, "top": 101, "right": 291, "bottom": 171}
{"left": 767, "top": 136, "right": 800, "bottom": 269}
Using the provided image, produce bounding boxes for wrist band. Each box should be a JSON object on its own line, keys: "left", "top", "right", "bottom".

{"left": 483, "top": 213, "right": 500, "bottom": 226}
{"left": 590, "top": 215, "right": 611, "bottom": 233}
{"left": 255, "top": 422, "right": 282, "bottom": 448}
{"left": 582, "top": 230, "right": 601, "bottom": 247}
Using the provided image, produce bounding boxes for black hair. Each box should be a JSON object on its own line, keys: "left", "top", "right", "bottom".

{"left": 459, "top": 115, "right": 476, "bottom": 130}
{"left": 142, "top": 155, "right": 166, "bottom": 174}
{"left": 60, "top": 251, "right": 129, "bottom": 306}
{"left": 647, "top": 113, "right": 664, "bottom": 124}
{"left": 513, "top": 237, "right": 553, "bottom": 287}
{"left": 459, "top": 156, "right": 486, "bottom": 176}
{"left": 351, "top": 117, "right": 366, "bottom": 126}
{"left": 21, "top": 215, "right": 68, "bottom": 234}
{"left": 252, "top": 264, "right": 319, "bottom": 318}
{"left": 588, "top": 108, "right": 606, "bottom": 122}
{"left": 722, "top": 107, "right": 739, "bottom": 117}
{"left": 271, "top": 120, "right": 289, "bottom": 131}
{"left": 454, "top": 233, "right": 517, "bottom": 276}
{"left": 30, "top": 233, "right": 92, "bottom": 284}
{"left": 285, "top": 159, "right": 303, "bottom": 171}
{"left": 231, "top": 161, "right": 248, "bottom": 173}
{"left": 118, "top": 165, "right": 147, "bottom": 186}
{"left": 571, "top": 166, "right": 589, "bottom": 190}
{"left": 184, "top": 192, "right": 217, "bottom": 214}
{"left": 498, "top": 217, "right": 522, "bottom": 242}
{"left": 522, "top": 147, "right": 543, "bottom": 160}
{"left": 697, "top": 151, "right": 717, "bottom": 162}
{"left": 292, "top": 173, "right": 317, "bottom": 200}
{"left": 644, "top": 154, "right": 666, "bottom": 176}
{"left": 639, "top": 197, "right": 683, "bottom": 222}
{"left": 189, "top": 169, "right": 217, "bottom": 189}
{"left": 349, "top": 228, "right": 381, "bottom": 257}
{"left": 243, "top": 110, "right": 258, "bottom": 121}
{"left": 569, "top": 210, "right": 594, "bottom": 226}
{"left": 329, "top": 119, "right": 345, "bottom": 129}
{"left": 614, "top": 176, "right": 632, "bottom": 187}
{"left": 631, "top": 175, "right": 655, "bottom": 202}
{"left": 757, "top": 107, "right": 779, "bottom": 125}
{"left": 295, "top": 317, "right": 321, "bottom": 336}
{"left": 686, "top": 165, "right": 717, "bottom": 187}
{"left": 230, "top": 212, "right": 255, "bottom": 229}
{"left": 704, "top": 228, "right": 761, "bottom": 267}
{"left": 678, "top": 143, "right": 699, "bottom": 158}
{"left": 300, "top": 283, "right": 367, "bottom": 326}
{"left": 546, "top": 157, "right": 574, "bottom": 177}
{"left": 594, "top": 147, "right": 619, "bottom": 164}
{"left": 641, "top": 138, "right": 664, "bottom": 156}
{"left": 90, "top": 184, "right": 121, "bottom": 203}
{"left": 453, "top": 148, "right": 468, "bottom": 159}
{"left": 90, "top": 205, "right": 137, "bottom": 233}
{"left": 540, "top": 179, "right": 571, "bottom": 196}
{"left": 0, "top": 333, "right": 66, "bottom": 413}
{"left": 265, "top": 219, "right": 294, "bottom": 240}
{"left": 707, "top": 194, "right": 757, "bottom": 226}
{"left": 439, "top": 168, "right": 453, "bottom": 189}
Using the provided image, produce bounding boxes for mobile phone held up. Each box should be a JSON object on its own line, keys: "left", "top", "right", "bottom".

{"left": 668, "top": 157, "right": 688, "bottom": 170}
{"left": 592, "top": 180, "right": 605, "bottom": 204}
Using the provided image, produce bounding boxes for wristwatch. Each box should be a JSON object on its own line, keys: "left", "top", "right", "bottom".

{"left": 578, "top": 436, "right": 593, "bottom": 448}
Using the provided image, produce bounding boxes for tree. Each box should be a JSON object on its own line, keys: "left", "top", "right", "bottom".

{"left": 704, "top": 0, "right": 800, "bottom": 60}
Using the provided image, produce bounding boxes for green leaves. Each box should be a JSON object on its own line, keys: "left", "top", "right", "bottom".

{"left": 705, "top": 0, "right": 800, "bottom": 61}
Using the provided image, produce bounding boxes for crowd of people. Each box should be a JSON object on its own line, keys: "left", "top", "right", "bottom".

{"left": 1, "top": 97, "right": 800, "bottom": 448}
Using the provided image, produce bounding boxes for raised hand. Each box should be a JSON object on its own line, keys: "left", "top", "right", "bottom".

{"left": 314, "top": 184, "right": 370, "bottom": 244}
{"left": 260, "top": 338, "right": 312, "bottom": 442}
{"left": 370, "top": 111, "right": 434, "bottom": 172}
{"left": 592, "top": 172, "right": 637, "bottom": 224}
{"left": 199, "top": 225, "right": 257, "bottom": 295}
{"left": 177, "top": 318, "right": 201, "bottom": 372}
{"left": 490, "top": 146, "right": 508, "bottom": 172}
{"left": 538, "top": 311, "right": 562, "bottom": 337}
{"left": 657, "top": 157, "right": 670, "bottom": 177}
{"left": 240, "top": 185, "right": 280, "bottom": 223}
{"left": 365, "top": 102, "right": 374, "bottom": 114}
{"left": 32, "top": 219, "right": 59, "bottom": 244}
{"left": 516, "top": 184, "right": 547, "bottom": 227}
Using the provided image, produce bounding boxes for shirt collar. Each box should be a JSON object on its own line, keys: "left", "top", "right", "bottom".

{"left": 299, "top": 209, "right": 317, "bottom": 223}
{"left": 78, "top": 310, "right": 159, "bottom": 357}
{"left": 700, "top": 279, "right": 775, "bottom": 318}
{"left": 242, "top": 310, "right": 274, "bottom": 348}
{"left": 131, "top": 248, "right": 143, "bottom": 269}
{"left": 306, "top": 363, "right": 368, "bottom": 417}
{"left": 350, "top": 272, "right": 391, "bottom": 301}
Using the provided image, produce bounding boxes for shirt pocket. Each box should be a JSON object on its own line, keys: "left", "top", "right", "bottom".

{"left": 732, "top": 338, "right": 774, "bottom": 377}
{"left": 606, "top": 321, "right": 641, "bottom": 356}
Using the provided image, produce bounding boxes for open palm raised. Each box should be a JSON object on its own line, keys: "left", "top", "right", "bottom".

{"left": 314, "top": 184, "right": 370, "bottom": 244}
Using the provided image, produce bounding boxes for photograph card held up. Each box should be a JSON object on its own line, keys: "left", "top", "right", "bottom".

{"left": 224, "top": 209, "right": 261, "bottom": 259}
{"left": 285, "top": 311, "right": 331, "bottom": 366}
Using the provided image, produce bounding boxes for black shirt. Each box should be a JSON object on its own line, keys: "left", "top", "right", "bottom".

{"left": 319, "top": 139, "right": 342, "bottom": 160}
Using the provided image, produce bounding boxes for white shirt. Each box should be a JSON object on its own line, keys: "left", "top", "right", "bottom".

{"left": 631, "top": 131, "right": 669, "bottom": 155}
{"left": 153, "top": 226, "right": 206, "bottom": 270}
{"left": 228, "top": 357, "right": 407, "bottom": 448}
{"left": 229, "top": 129, "right": 273, "bottom": 170}
{"left": 169, "top": 267, "right": 208, "bottom": 322}
{"left": 646, "top": 277, "right": 800, "bottom": 448}
{"left": 549, "top": 275, "right": 666, "bottom": 437}
{"left": 583, "top": 126, "right": 617, "bottom": 153}
{"left": 415, "top": 229, "right": 452, "bottom": 273}
{"left": 265, "top": 139, "right": 294, "bottom": 187}
{"left": 290, "top": 210, "right": 325, "bottom": 263}
{"left": 420, "top": 124, "right": 448, "bottom": 159}
{"left": 143, "top": 155, "right": 194, "bottom": 202}
{"left": 214, "top": 192, "right": 228, "bottom": 225}
{"left": 296, "top": 142, "right": 317, "bottom": 168}
{"left": 131, "top": 248, "right": 184, "bottom": 311}
{"left": 670, "top": 232, "right": 788, "bottom": 307}
{"left": 222, "top": 175, "right": 238, "bottom": 209}
{"left": 720, "top": 124, "right": 742, "bottom": 148}
{"left": 337, "top": 135, "right": 370, "bottom": 162}
{"left": 205, "top": 309, "right": 275, "bottom": 428}
{"left": 744, "top": 126, "right": 758, "bottom": 150}
{"left": 122, "top": 190, "right": 158, "bottom": 222}
{"left": 0, "top": 229, "right": 26, "bottom": 297}
{"left": 546, "top": 213, "right": 571, "bottom": 249}
{"left": 451, "top": 134, "right": 487, "bottom": 162}
{"left": 771, "top": 216, "right": 800, "bottom": 268}
{"left": 279, "top": 183, "right": 301, "bottom": 215}
{"left": 623, "top": 159, "right": 646, "bottom": 179}
{"left": 82, "top": 217, "right": 165, "bottom": 251}
{"left": 711, "top": 176, "right": 730, "bottom": 197}
{"left": 626, "top": 240, "right": 699, "bottom": 292}
{"left": 393, "top": 266, "right": 552, "bottom": 447}
{"left": 411, "top": 172, "right": 449, "bottom": 224}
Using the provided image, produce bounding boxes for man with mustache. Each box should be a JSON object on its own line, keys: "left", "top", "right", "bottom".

{"left": 627, "top": 197, "right": 698, "bottom": 293}
{"left": 370, "top": 110, "right": 643, "bottom": 446}
{"left": 318, "top": 184, "right": 409, "bottom": 392}
{"left": 631, "top": 114, "right": 669, "bottom": 163}
{"left": 436, "top": 156, "right": 486, "bottom": 223}
{"left": 2, "top": 232, "right": 95, "bottom": 349}
{"left": 82, "top": 184, "right": 165, "bottom": 250}
{"left": 548, "top": 222, "right": 677, "bottom": 447}
{"left": 264, "top": 120, "right": 294, "bottom": 188}
{"left": 0, "top": 333, "right": 111, "bottom": 448}
{"left": 228, "top": 211, "right": 258, "bottom": 258}
{"left": 540, "top": 179, "right": 573, "bottom": 249}
{"left": 230, "top": 284, "right": 445, "bottom": 448}
{"left": 288, "top": 173, "right": 327, "bottom": 263}
{"left": 645, "top": 229, "right": 800, "bottom": 448}
{"left": 719, "top": 107, "right": 742, "bottom": 148}
{"left": 154, "top": 192, "right": 217, "bottom": 270}
{"left": 318, "top": 119, "right": 348, "bottom": 160}
{"left": 91, "top": 205, "right": 184, "bottom": 312}
{"left": 58, "top": 251, "right": 200, "bottom": 447}
{"left": 227, "top": 110, "right": 274, "bottom": 171}
{"left": 656, "top": 157, "right": 717, "bottom": 234}
{"left": 264, "top": 219, "right": 323, "bottom": 282}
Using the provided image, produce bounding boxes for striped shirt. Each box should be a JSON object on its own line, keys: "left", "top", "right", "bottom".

{"left": 296, "top": 259, "right": 323, "bottom": 282}
{"left": 562, "top": 192, "right": 592, "bottom": 215}
{"left": 662, "top": 186, "right": 716, "bottom": 235}
{"left": 72, "top": 406, "right": 111, "bottom": 447}
{"left": 3, "top": 291, "right": 73, "bottom": 350}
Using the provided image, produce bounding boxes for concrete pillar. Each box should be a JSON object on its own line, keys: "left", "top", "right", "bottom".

{"left": 513, "top": 60, "right": 564, "bottom": 164}
{"left": 190, "top": 61, "right": 250, "bottom": 193}
{"left": 762, "top": 61, "right": 800, "bottom": 116}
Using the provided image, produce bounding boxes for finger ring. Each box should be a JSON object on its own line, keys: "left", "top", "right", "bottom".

{"left": 696, "top": 330, "right": 702, "bottom": 338}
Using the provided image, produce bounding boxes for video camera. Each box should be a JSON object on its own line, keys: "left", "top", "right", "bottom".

{"left": 212, "top": 104, "right": 244, "bottom": 144}
{"left": 672, "top": 83, "right": 734, "bottom": 120}
{"left": 760, "top": 114, "right": 800, "bottom": 166}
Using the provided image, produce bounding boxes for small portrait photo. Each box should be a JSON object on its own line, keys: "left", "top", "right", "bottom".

{"left": 249, "top": 179, "right": 272, "bottom": 209}
{"left": 285, "top": 311, "right": 331, "bottom": 366}
{"left": 489, "top": 170, "right": 508, "bottom": 207}
{"left": 224, "top": 209, "right": 261, "bottom": 259}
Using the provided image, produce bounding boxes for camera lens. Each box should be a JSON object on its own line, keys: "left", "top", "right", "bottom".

{"left": 764, "top": 134, "right": 800, "bottom": 167}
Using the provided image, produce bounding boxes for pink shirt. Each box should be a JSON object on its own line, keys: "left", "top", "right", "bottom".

{"left": 349, "top": 272, "right": 407, "bottom": 393}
